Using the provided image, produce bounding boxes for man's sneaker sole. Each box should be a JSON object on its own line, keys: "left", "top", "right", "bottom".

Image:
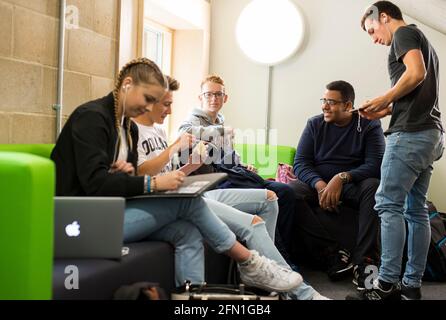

{"left": 401, "top": 283, "right": 422, "bottom": 300}
{"left": 328, "top": 263, "right": 354, "bottom": 281}
{"left": 401, "top": 294, "right": 420, "bottom": 300}
{"left": 337, "top": 263, "right": 354, "bottom": 273}
{"left": 241, "top": 273, "right": 303, "bottom": 293}
{"left": 352, "top": 278, "right": 365, "bottom": 291}
{"left": 401, "top": 285, "right": 421, "bottom": 300}
{"left": 346, "top": 288, "right": 401, "bottom": 300}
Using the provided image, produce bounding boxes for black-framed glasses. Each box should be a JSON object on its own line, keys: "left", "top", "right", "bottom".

{"left": 202, "top": 92, "right": 225, "bottom": 100}
{"left": 320, "top": 98, "right": 346, "bottom": 106}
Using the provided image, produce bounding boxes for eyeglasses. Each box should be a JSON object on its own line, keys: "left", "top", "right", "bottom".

{"left": 202, "top": 92, "right": 225, "bottom": 100}
{"left": 320, "top": 98, "right": 346, "bottom": 106}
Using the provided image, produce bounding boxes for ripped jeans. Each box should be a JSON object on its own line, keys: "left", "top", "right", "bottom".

{"left": 204, "top": 189, "right": 317, "bottom": 300}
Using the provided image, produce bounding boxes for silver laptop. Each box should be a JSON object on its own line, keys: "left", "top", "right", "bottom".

{"left": 54, "top": 197, "right": 125, "bottom": 259}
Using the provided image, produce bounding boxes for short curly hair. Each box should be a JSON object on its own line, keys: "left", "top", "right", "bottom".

{"left": 201, "top": 75, "right": 225, "bottom": 90}
{"left": 326, "top": 80, "right": 355, "bottom": 106}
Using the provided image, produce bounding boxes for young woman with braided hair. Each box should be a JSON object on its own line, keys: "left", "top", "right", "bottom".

{"left": 51, "top": 58, "right": 302, "bottom": 292}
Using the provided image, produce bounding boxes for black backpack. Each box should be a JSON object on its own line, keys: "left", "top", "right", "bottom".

{"left": 424, "top": 201, "right": 446, "bottom": 281}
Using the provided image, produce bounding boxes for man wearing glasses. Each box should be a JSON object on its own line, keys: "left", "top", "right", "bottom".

{"left": 179, "top": 76, "right": 236, "bottom": 160}
{"left": 179, "top": 75, "right": 299, "bottom": 274}
{"left": 348, "top": 1, "right": 444, "bottom": 300}
{"left": 289, "top": 80, "right": 385, "bottom": 291}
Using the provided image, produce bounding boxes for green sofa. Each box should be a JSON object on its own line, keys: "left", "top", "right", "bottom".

{"left": 0, "top": 148, "right": 54, "bottom": 299}
{"left": 0, "top": 144, "right": 54, "bottom": 159}
{"left": 0, "top": 143, "right": 296, "bottom": 299}
{"left": 234, "top": 144, "right": 296, "bottom": 179}
{"left": 0, "top": 143, "right": 297, "bottom": 178}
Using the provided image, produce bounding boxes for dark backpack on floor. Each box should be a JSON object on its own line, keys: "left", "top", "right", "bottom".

{"left": 424, "top": 201, "right": 446, "bottom": 281}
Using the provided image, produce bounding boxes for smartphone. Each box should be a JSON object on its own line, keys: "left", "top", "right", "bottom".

{"left": 349, "top": 109, "right": 360, "bottom": 113}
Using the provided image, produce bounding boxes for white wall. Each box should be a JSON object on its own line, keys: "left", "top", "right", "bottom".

{"left": 145, "top": 0, "right": 210, "bottom": 29}
{"left": 141, "top": 0, "right": 210, "bottom": 141}
{"left": 209, "top": 0, "right": 446, "bottom": 210}
{"left": 170, "top": 30, "right": 209, "bottom": 140}
{"left": 119, "top": 0, "right": 140, "bottom": 69}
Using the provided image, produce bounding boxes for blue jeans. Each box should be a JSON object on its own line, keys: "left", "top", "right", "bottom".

{"left": 123, "top": 197, "right": 236, "bottom": 287}
{"left": 376, "top": 129, "right": 444, "bottom": 287}
{"left": 203, "top": 190, "right": 316, "bottom": 300}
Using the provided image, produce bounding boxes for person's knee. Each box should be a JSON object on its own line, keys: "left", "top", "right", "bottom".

{"left": 266, "top": 190, "right": 278, "bottom": 201}
{"left": 365, "top": 178, "right": 380, "bottom": 191}
{"left": 359, "top": 178, "right": 381, "bottom": 199}
{"left": 186, "top": 197, "right": 207, "bottom": 214}
{"left": 171, "top": 222, "right": 204, "bottom": 246}
{"left": 275, "top": 184, "right": 295, "bottom": 201}
{"left": 404, "top": 206, "right": 430, "bottom": 222}
{"left": 251, "top": 215, "right": 263, "bottom": 225}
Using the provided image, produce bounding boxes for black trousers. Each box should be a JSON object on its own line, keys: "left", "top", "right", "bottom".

{"left": 288, "top": 178, "right": 381, "bottom": 267}
{"left": 262, "top": 180, "right": 297, "bottom": 263}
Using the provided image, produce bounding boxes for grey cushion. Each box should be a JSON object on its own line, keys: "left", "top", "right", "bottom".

{"left": 53, "top": 241, "right": 231, "bottom": 300}
{"left": 53, "top": 241, "right": 174, "bottom": 300}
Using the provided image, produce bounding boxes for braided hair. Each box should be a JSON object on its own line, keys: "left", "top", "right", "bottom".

{"left": 112, "top": 58, "right": 166, "bottom": 160}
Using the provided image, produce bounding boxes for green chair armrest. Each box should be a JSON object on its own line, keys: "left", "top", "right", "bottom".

{"left": 0, "top": 152, "right": 54, "bottom": 299}
{"left": 0, "top": 144, "right": 55, "bottom": 159}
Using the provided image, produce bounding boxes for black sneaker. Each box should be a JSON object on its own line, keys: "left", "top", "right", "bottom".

{"left": 401, "top": 282, "right": 421, "bottom": 300}
{"left": 346, "top": 280, "right": 401, "bottom": 300}
{"left": 352, "top": 264, "right": 378, "bottom": 291}
{"left": 327, "top": 249, "right": 353, "bottom": 281}
{"left": 352, "top": 265, "right": 366, "bottom": 291}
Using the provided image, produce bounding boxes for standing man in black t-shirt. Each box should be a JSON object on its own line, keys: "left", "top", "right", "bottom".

{"left": 348, "top": 1, "right": 444, "bottom": 300}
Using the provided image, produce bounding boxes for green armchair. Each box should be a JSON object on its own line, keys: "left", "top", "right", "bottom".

{"left": 0, "top": 145, "right": 55, "bottom": 299}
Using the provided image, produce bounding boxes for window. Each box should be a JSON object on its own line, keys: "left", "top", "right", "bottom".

{"left": 142, "top": 19, "right": 172, "bottom": 75}
{"left": 141, "top": 19, "right": 173, "bottom": 134}
{"left": 143, "top": 26, "right": 163, "bottom": 66}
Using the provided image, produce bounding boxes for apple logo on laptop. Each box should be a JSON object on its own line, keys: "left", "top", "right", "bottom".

{"left": 65, "top": 221, "right": 80, "bottom": 237}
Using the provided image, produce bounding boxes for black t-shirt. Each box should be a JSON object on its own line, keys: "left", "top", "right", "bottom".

{"left": 386, "top": 24, "right": 443, "bottom": 135}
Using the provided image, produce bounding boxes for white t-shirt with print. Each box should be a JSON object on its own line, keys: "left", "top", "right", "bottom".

{"left": 136, "top": 123, "right": 174, "bottom": 173}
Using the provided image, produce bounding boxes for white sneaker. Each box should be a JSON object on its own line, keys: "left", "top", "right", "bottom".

{"left": 312, "top": 292, "right": 331, "bottom": 300}
{"left": 281, "top": 291, "right": 332, "bottom": 300}
{"left": 238, "top": 250, "right": 303, "bottom": 292}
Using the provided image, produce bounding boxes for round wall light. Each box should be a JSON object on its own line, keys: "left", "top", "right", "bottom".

{"left": 235, "top": 0, "right": 306, "bottom": 65}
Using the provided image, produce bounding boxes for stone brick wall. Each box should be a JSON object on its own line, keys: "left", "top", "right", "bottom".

{"left": 0, "top": 0, "right": 119, "bottom": 143}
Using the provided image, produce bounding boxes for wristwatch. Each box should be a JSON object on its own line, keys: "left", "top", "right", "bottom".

{"left": 338, "top": 172, "right": 350, "bottom": 184}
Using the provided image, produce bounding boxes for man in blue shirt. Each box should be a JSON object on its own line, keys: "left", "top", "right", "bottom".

{"left": 290, "top": 80, "right": 385, "bottom": 291}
